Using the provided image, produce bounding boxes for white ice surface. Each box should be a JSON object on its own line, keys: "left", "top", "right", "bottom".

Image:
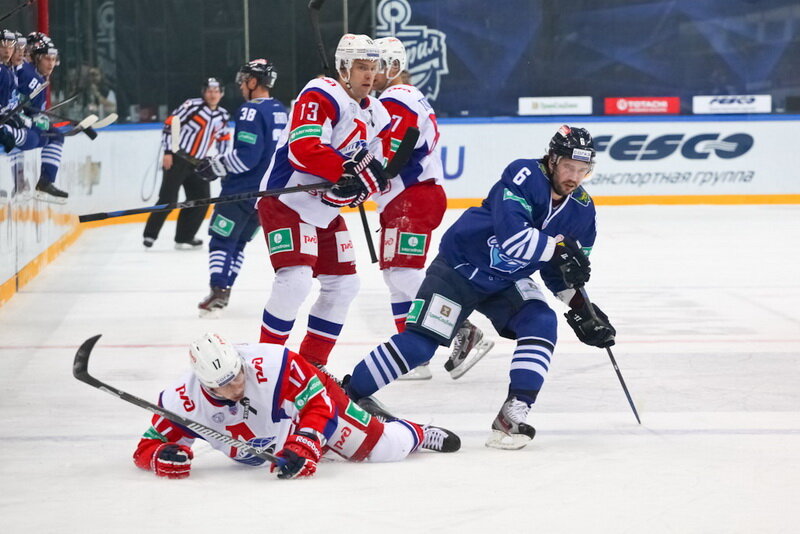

{"left": 1, "top": 205, "right": 799, "bottom": 533}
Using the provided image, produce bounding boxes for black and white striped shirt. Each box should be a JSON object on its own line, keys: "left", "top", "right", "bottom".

{"left": 161, "top": 97, "right": 231, "bottom": 159}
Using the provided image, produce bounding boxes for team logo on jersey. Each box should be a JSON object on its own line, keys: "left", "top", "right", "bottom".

{"left": 487, "top": 236, "right": 528, "bottom": 274}
{"left": 210, "top": 214, "right": 235, "bottom": 237}
{"left": 234, "top": 436, "right": 277, "bottom": 466}
{"left": 268, "top": 228, "right": 293, "bottom": 254}
{"left": 571, "top": 187, "right": 592, "bottom": 207}
{"left": 376, "top": 0, "right": 449, "bottom": 101}
{"left": 212, "top": 412, "right": 225, "bottom": 424}
{"left": 398, "top": 232, "right": 427, "bottom": 256}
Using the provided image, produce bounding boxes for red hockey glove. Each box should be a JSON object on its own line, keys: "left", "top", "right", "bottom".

{"left": 321, "top": 149, "right": 389, "bottom": 208}
{"left": 152, "top": 443, "right": 194, "bottom": 479}
{"left": 270, "top": 431, "right": 322, "bottom": 479}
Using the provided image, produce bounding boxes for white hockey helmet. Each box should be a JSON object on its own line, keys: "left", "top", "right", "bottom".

{"left": 189, "top": 332, "right": 242, "bottom": 388}
{"left": 375, "top": 36, "right": 407, "bottom": 80}
{"left": 335, "top": 33, "right": 380, "bottom": 81}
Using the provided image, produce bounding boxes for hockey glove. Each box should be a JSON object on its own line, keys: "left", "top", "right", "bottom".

{"left": 152, "top": 442, "right": 194, "bottom": 479}
{"left": 271, "top": 431, "right": 322, "bottom": 479}
{"left": 549, "top": 237, "right": 590, "bottom": 288}
{"left": 565, "top": 303, "right": 616, "bottom": 348}
{"left": 196, "top": 156, "right": 227, "bottom": 182}
{"left": 321, "top": 149, "right": 389, "bottom": 208}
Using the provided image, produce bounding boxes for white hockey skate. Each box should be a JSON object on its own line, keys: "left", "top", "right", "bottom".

{"left": 485, "top": 396, "right": 536, "bottom": 450}
{"left": 444, "top": 320, "right": 494, "bottom": 379}
{"left": 397, "top": 362, "right": 432, "bottom": 381}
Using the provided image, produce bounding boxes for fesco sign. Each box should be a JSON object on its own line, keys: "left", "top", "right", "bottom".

{"left": 605, "top": 97, "right": 680, "bottom": 115}
{"left": 693, "top": 95, "right": 772, "bottom": 114}
{"left": 594, "top": 132, "right": 754, "bottom": 160}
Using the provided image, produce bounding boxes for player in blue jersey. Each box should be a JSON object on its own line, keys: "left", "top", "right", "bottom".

{"left": 195, "top": 59, "right": 288, "bottom": 316}
{"left": 344, "top": 125, "right": 617, "bottom": 449}
{"left": 4, "top": 33, "right": 68, "bottom": 200}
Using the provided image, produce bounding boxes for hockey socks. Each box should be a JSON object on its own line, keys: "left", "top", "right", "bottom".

{"left": 508, "top": 336, "right": 554, "bottom": 397}
{"left": 260, "top": 310, "right": 294, "bottom": 345}
{"left": 299, "top": 315, "right": 344, "bottom": 366}
{"left": 348, "top": 331, "right": 438, "bottom": 399}
{"left": 391, "top": 301, "right": 411, "bottom": 333}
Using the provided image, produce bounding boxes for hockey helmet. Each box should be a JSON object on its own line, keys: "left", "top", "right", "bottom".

{"left": 29, "top": 35, "right": 58, "bottom": 59}
{"left": 375, "top": 36, "right": 407, "bottom": 80}
{"left": 202, "top": 77, "right": 224, "bottom": 95}
{"left": 548, "top": 125, "right": 596, "bottom": 166}
{"left": 335, "top": 33, "right": 380, "bottom": 80}
{"left": 0, "top": 29, "right": 16, "bottom": 45}
{"left": 235, "top": 59, "right": 277, "bottom": 89}
{"left": 189, "top": 332, "right": 243, "bottom": 389}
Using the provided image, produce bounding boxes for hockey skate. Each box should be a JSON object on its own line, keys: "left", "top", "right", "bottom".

{"left": 175, "top": 238, "right": 203, "bottom": 250}
{"left": 397, "top": 362, "right": 432, "bottom": 381}
{"left": 143, "top": 237, "right": 155, "bottom": 248}
{"left": 444, "top": 319, "right": 495, "bottom": 379}
{"left": 485, "top": 396, "right": 536, "bottom": 450}
{"left": 421, "top": 425, "right": 461, "bottom": 453}
{"left": 34, "top": 179, "right": 68, "bottom": 204}
{"left": 198, "top": 286, "right": 230, "bottom": 318}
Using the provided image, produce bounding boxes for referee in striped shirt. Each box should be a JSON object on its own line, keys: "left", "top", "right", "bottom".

{"left": 143, "top": 78, "right": 232, "bottom": 249}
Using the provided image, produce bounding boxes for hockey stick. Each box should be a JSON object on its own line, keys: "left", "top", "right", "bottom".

{"left": 167, "top": 114, "right": 203, "bottom": 167}
{"left": 578, "top": 287, "right": 641, "bottom": 424}
{"left": 0, "top": 80, "right": 49, "bottom": 126}
{"left": 79, "top": 126, "right": 420, "bottom": 224}
{"left": 61, "top": 114, "right": 99, "bottom": 138}
{"left": 79, "top": 182, "right": 334, "bottom": 223}
{"left": 308, "top": 0, "right": 380, "bottom": 263}
{"left": 73, "top": 335, "right": 280, "bottom": 463}
{"left": 0, "top": 0, "right": 36, "bottom": 24}
{"left": 46, "top": 91, "right": 80, "bottom": 113}
{"left": 92, "top": 113, "right": 118, "bottom": 129}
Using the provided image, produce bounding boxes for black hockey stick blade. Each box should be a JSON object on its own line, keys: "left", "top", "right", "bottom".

{"left": 73, "top": 335, "right": 279, "bottom": 463}
{"left": 78, "top": 181, "right": 334, "bottom": 223}
{"left": 385, "top": 127, "right": 419, "bottom": 178}
{"left": 577, "top": 288, "right": 641, "bottom": 424}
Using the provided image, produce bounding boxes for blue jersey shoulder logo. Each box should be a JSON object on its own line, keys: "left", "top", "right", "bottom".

{"left": 487, "top": 236, "right": 528, "bottom": 274}
{"left": 376, "top": 0, "right": 449, "bottom": 101}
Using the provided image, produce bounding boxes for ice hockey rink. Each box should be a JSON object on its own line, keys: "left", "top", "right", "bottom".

{"left": 1, "top": 204, "right": 798, "bottom": 533}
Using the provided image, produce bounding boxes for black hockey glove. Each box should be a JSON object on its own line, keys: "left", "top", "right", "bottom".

{"left": 196, "top": 156, "right": 226, "bottom": 182}
{"left": 549, "top": 237, "right": 590, "bottom": 288}
{"left": 565, "top": 303, "right": 616, "bottom": 348}
{"left": 321, "top": 149, "right": 389, "bottom": 208}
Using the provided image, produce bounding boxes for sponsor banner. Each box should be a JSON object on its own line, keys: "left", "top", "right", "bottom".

{"left": 435, "top": 119, "right": 800, "bottom": 198}
{"left": 605, "top": 97, "right": 680, "bottom": 115}
{"left": 693, "top": 95, "right": 772, "bottom": 114}
{"left": 518, "top": 96, "right": 592, "bottom": 116}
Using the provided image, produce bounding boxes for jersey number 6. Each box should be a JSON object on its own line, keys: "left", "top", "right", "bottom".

{"left": 512, "top": 167, "right": 531, "bottom": 185}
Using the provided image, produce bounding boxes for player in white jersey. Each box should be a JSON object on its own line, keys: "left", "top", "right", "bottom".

{"left": 372, "top": 37, "right": 493, "bottom": 380}
{"left": 132, "top": 333, "right": 459, "bottom": 479}
{"left": 256, "top": 34, "right": 391, "bottom": 369}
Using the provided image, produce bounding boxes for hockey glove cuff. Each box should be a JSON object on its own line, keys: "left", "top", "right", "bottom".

{"left": 565, "top": 303, "right": 616, "bottom": 348}
{"left": 271, "top": 431, "right": 322, "bottom": 479}
{"left": 152, "top": 442, "right": 194, "bottom": 479}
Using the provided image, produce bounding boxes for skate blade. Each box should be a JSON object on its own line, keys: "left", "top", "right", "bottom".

{"left": 448, "top": 339, "right": 495, "bottom": 380}
{"left": 485, "top": 429, "right": 533, "bottom": 450}
{"left": 198, "top": 308, "right": 223, "bottom": 319}
{"left": 397, "top": 365, "right": 432, "bottom": 381}
{"left": 34, "top": 192, "right": 67, "bottom": 204}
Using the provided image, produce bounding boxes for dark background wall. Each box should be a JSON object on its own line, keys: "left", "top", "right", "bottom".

{"left": 1, "top": 0, "right": 798, "bottom": 120}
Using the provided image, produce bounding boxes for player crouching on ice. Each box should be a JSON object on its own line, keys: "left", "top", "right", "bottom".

{"left": 133, "top": 333, "right": 460, "bottom": 480}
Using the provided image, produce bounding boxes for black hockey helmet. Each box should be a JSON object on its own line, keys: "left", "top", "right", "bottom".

{"left": 236, "top": 59, "right": 277, "bottom": 89}
{"left": 548, "top": 124, "right": 596, "bottom": 166}
{"left": 202, "top": 77, "right": 224, "bottom": 95}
